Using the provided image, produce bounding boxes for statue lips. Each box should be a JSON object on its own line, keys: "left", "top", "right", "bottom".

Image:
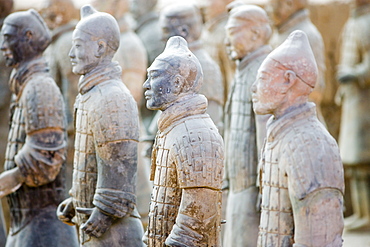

{"left": 144, "top": 91, "right": 152, "bottom": 100}
{"left": 252, "top": 93, "right": 258, "bottom": 103}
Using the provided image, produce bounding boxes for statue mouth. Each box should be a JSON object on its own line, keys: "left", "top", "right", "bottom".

{"left": 144, "top": 91, "right": 152, "bottom": 100}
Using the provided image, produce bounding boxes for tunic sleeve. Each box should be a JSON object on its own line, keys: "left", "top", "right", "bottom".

{"left": 166, "top": 122, "right": 223, "bottom": 246}
{"left": 15, "top": 77, "right": 66, "bottom": 187}
{"left": 91, "top": 85, "right": 140, "bottom": 218}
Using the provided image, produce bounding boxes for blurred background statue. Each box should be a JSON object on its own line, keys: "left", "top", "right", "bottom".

{"left": 197, "top": 0, "right": 235, "bottom": 104}
{"left": 131, "top": 0, "right": 164, "bottom": 68}
{"left": 336, "top": 0, "right": 370, "bottom": 231}
{"left": 223, "top": 5, "right": 272, "bottom": 247}
{"left": 40, "top": 0, "right": 79, "bottom": 197}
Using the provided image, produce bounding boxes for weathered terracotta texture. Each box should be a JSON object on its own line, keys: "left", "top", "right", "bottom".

{"left": 159, "top": 3, "right": 225, "bottom": 132}
{"left": 252, "top": 30, "right": 344, "bottom": 247}
{"left": 268, "top": 0, "right": 327, "bottom": 125}
{"left": 223, "top": 5, "right": 272, "bottom": 247}
{"left": 131, "top": 0, "right": 164, "bottom": 67}
{"left": 336, "top": 0, "right": 370, "bottom": 231}
{"left": 197, "top": 0, "right": 235, "bottom": 104}
{"left": 56, "top": 5, "right": 144, "bottom": 246}
{"left": 0, "top": 9, "right": 78, "bottom": 247}
{"left": 143, "top": 36, "right": 224, "bottom": 247}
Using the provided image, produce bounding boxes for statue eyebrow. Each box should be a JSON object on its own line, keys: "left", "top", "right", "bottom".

{"left": 147, "top": 69, "right": 160, "bottom": 77}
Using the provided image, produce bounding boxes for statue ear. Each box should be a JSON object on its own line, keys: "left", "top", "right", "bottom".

{"left": 25, "top": 30, "right": 33, "bottom": 43}
{"left": 281, "top": 70, "right": 297, "bottom": 93}
{"left": 173, "top": 75, "right": 184, "bottom": 94}
{"left": 96, "top": 40, "right": 107, "bottom": 57}
{"left": 252, "top": 28, "right": 260, "bottom": 41}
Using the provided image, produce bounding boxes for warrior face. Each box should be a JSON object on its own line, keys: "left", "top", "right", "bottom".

{"left": 143, "top": 59, "right": 181, "bottom": 111}
{"left": 225, "top": 18, "right": 257, "bottom": 61}
{"left": 1, "top": 24, "right": 24, "bottom": 67}
{"left": 251, "top": 58, "right": 287, "bottom": 116}
{"left": 69, "top": 28, "right": 101, "bottom": 75}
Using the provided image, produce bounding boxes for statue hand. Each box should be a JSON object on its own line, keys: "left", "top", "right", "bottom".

{"left": 0, "top": 167, "right": 24, "bottom": 198}
{"left": 80, "top": 207, "right": 115, "bottom": 238}
{"left": 57, "top": 197, "right": 75, "bottom": 226}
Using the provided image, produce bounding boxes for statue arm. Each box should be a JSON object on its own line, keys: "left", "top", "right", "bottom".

{"left": 350, "top": 48, "right": 370, "bottom": 87}
{"left": 284, "top": 137, "right": 344, "bottom": 247}
{"left": 12, "top": 77, "right": 67, "bottom": 189}
{"left": 165, "top": 187, "right": 220, "bottom": 247}
{"left": 15, "top": 128, "right": 66, "bottom": 186}
{"left": 0, "top": 129, "right": 65, "bottom": 198}
{"left": 92, "top": 140, "right": 138, "bottom": 218}
{"left": 291, "top": 189, "right": 344, "bottom": 247}
{"left": 165, "top": 134, "right": 223, "bottom": 246}
{"left": 80, "top": 94, "right": 139, "bottom": 238}
{"left": 337, "top": 19, "right": 365, "bottom": 85}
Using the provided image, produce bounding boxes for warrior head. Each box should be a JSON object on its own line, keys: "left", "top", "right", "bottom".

{"left": 1, "top": 9, "right": 51, "bottom": 68}
{"left": 143, "top": 36, "right": 203, "bottom": 111}
{"left": 159, "top": 3, "right": 203, "bottom": 44}
{"left": 225, "top": 5, "right": 271, "bottom": 61}
{"left": 69, "top": 4, "right": 120, "bottom": 75}
{"left": 268, "top": 0, "right": 308, "bottom": 27}
{"left": 251, "top": 30, "right": 317, "bottom": 118}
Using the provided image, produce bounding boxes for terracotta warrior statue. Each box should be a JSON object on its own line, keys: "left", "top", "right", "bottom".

{"left": 197, "top": 0, "right": 235, "bottom": 103}
{"left": 143, "top": 36, "right": 224, "bottom": 246}
{"left": 336, "top": 0, "right": 370, "bottom": 231}
{"left": 223, "top": 5, "right": 272, "bottom": 247}
{"left": 268, "top": 0, "right": 327, "bottom": 125}
{"left": 159, "top": 3, "right": 224, "bottom": 132}
{"left": 252, "top": 30, "right": 344, "bottom": 247}
{"left": 56, "top": 5, "right": 144, "bottom": 246}
{"left": 0, "top": 9, "right": 78, "bottom": 247}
